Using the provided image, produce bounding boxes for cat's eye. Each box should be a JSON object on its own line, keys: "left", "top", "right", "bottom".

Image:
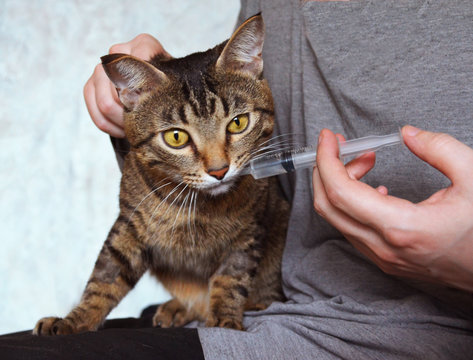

{"left": 162, "top": 129, "right": 190, "bottom": 149}
{"left": 227, "top": 114, "right": 249, "bottom": 134}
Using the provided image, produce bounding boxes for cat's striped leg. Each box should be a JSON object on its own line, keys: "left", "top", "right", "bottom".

{"left": 33, "top": 215, "right": 148, "bottom": 335}
{"left": 206, "top": 237, "right": 262, "bottom": 330}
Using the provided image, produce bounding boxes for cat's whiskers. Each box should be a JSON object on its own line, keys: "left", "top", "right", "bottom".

{"left": 231, "top": 139, "right": 300, "bottom": 177}
{"left": 150, "top": 183, "right": 189, "bottom": 247}
{"left": 255, "top": 137, "right": 298, "bottom": 150}
{"left": 127, "top": 178, "right": 171, "bottom": 225}
{"left": 249, "top": 140, "right": 297, "bottom": 158}
{"left": 256, "top": 133, "right": 300, "bottom": 148}
{"left": 171, "top": 188, "right": 192, "bottom": 239}
{"left": 186, "top": 191, "right": 195, "bottom": 244}
{"left": 235, "top": 153, "right": 253, "bottom": 170}
{"left": 190, "top": 191, "right": 199, "bottom": 246}
{"left": 192, "top": 191, "right": 199, "bottom": 246}
{"left": 234, "top": 141, "right": 297, "bottom": 171}
{"left": 249, "top": 146, "right": 294, "bottom": 161}
{"left": 250, "top": 145, "right": 297, "bottom": 160}
{"left": 146, "top": 181, "right": 185, "bottom": 239}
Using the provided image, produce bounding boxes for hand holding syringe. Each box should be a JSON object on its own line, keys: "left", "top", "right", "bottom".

{"left": 241, "top": 131, "right": 403, "bottom": 179}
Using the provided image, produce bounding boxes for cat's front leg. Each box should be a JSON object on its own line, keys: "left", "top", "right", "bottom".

{"left": 33, "top": 215, "right": 148, "bottom": 335}
{"left": 206, "top": 237, "right": 262, "bottom": 331}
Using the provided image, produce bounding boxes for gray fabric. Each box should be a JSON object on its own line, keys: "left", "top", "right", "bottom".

{"left": 198, "top": 1, "right": 473, "bottom": 359}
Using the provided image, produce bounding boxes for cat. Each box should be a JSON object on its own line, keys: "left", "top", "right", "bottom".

{"left": 33, "top": 14, "right": 289, "bottom": 335}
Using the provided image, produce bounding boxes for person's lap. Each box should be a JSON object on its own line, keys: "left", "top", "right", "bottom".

{"left": 0, "top": 305, "right": 204, "bottom": 360}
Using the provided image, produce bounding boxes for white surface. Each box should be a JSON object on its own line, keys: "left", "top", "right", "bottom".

{"left": 0, "top": 0, "right": 240, "bottom": 334}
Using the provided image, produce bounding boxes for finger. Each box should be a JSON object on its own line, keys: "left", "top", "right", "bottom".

{"left": 316, "top": 129, "right": 414, "bottom": 229}
{"left": 109, "top": 41, "right": 132, "bottom": 55}
{"left": 110, "top": 34, "right": 170, "bottom": 60}
{"left": 313, "top": 154, "right": 418, "bottom": 271}
{"left": 335, "top": 132, "right": 376, "bottom": 180}
{"left": 344, "top": 235, "right": 391, "bottom": 271}
{"left": 92, "top": 64, "right": 124, "bottom": 128}
{"left": 344, "top": 152, "right": 376, "bottom": 180}
{"left": 345, "top": 234, "right": 428, "bottom": 279}
{"left": 130, "top": 34, "right": 170, "bottom": 60}
{"left": 313, "top": 164, "right": 378, "bottom": 245}
{"left": 84, "top": 77, "right": 125, "bottom": 138}
{"left": 313, "top": 164, "right": 352, "bottom": 226}
{"left": 402, "top": 125, "right": 473, "bottom": 184}
{"left": 315, "top": 166, "right": 428, "bottom": 280}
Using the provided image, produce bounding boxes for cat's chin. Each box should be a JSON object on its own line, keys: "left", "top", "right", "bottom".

{"left": 201, "top": 181, "right": 234, "bottom": 197}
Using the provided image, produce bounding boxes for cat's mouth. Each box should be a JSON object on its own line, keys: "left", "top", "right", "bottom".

{"left": 190, "top": 166, "right": 247, "bottom": 196}
{"left": 199, "top": 179, "right": 235, "bottom": 196}
{"left": 200, "top": 174, "right": 239, "bottom": 195}
{"left": 199, "top": 171, "right": 246, "bottom": 195}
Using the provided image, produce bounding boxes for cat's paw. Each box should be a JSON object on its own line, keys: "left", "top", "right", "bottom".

{"left": 33, "top": 317, "right": 77, "bottom": 336}
{"left": 153, "top": 298, "right": 196, "bottom": 328}
{"left": 206, "top": 315, "right": 244, "bottom": 331}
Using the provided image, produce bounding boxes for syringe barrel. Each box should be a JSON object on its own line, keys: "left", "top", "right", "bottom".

{"left": 339, "top": 132, "right": 402, "bottom": 158}
{"left": 250, "top": 147, "right": 317, "bottom": 179}
{"left": 250, "top": 155, "right": 291, "bottom": 179}
{"left": 292, "top": 148, "right": 317, "bottom": 170}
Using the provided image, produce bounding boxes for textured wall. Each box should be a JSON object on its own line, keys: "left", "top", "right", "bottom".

{"left": 0, "top": 0, "right": 240, "bottom": 334}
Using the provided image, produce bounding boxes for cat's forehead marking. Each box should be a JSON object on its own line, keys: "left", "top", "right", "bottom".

{"left": 178, "top": 105, "right": 188, "bottom": 124}
{"left": 178, "top": 77, "right": 230, "bottom": 126}
{"left": 209, "top": 98, "right": 216, "bottom": 116}
{"left": 220, "top": 97, "right": 229, "bottom": 117}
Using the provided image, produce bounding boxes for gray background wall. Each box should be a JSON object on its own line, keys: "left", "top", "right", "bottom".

{"left": 0, "top": 0, "right": 240, "bottom": 334}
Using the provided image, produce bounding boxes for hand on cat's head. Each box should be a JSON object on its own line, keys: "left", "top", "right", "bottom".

{"left": 84, "top": 34, "right": 170, "bottom": 138}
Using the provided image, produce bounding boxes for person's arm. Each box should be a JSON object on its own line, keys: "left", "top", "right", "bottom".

{"left": 83, "top": 34, "right": 170, "bottom": 138}
{"left": 313, "top": 125, "right": 473, "bottom": 292}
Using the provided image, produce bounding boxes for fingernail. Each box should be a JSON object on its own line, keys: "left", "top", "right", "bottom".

{"left": 318, "top": 130, "right": 325, "bottom": 144}
{"left": 404, "top": 125, "right": 421, "bottom": 137}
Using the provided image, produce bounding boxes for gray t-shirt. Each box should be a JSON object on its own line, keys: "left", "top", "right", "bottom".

{"left": 199, "top": 1, "right": 473, "bottom": 359}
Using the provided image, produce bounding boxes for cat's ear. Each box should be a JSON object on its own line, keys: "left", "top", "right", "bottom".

{"left": 216, "top": 14, "right": 265, "bottom": 78}
{"left": 101, "top": 54, "right": 167, "bottom": 110}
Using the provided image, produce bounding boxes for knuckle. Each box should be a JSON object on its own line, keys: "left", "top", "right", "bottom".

{"left": 382, "top": 223, "right": 418, "bottom": 249}
{"left": 324, "top": 183, "right": 344, "bottom": 208}
{"left": 376, "top": 249, "right": 401, "bottom": 271}
{"left": 94, "top": 117, "right": 109, "bottom": 133}
{"left": 109, "top": 43, "right": 127, "bottom": 54}
{"left": 432, "top": 132, "right": 453, "bottom": 145}
{"left": 134, "top": 33, "right": 152, "bottom": 42}
{"left": 428, "top": 133, "right": 467, "bottom": 159}
{"left": 382, "top": 227, "right": 404, "bottom": 247}
{"left": 379, "top": 207, "right": 418, "bottom": 247}
{"left": 378, "top": 248, "right": 395, "bottom": 264}
{"left": 429, "top": 132, "right": 456, "bottom": 152}
{"left": 312, "top": 185, "right": 329, "bottom": 218}
{"left": 97, "top": 96, "right": 115, "bottom": 115}
{"left": 313, "top": 198, "right": 327, "bottom": 219}
{"left": 378, "top": 262, "right": 397, "bottom": 276}
{"left": 93, "top": 63, "right": 104, "bottom": 76}
{"left": 83, "top": 79, "right": 92, "bottom": 98}
{"left": 382, "top": 226, "right": 421, "bottom": 250}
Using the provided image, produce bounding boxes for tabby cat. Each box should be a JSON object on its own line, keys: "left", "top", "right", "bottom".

{"left": 34, "top": 14, "right": 289, "bottom": 335}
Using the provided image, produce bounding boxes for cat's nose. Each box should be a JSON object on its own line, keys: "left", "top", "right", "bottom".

{"left": 207, "top": 166, "right": 229, "bottom": 180}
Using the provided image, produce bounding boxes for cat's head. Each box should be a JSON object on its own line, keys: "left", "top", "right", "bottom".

{"left": 102, "top": 15, "right": 273, "bottom": 196}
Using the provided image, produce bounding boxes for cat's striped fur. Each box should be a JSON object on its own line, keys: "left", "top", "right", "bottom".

{"left": 34, "top": 14, "right": 289, "bottom": 335}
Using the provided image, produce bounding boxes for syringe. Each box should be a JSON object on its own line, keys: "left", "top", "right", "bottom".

{"left": 241, "top": 131, "right": 403, "bottom": 179}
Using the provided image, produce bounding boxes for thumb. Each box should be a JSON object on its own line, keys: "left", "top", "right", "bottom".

{"left": 402, "top": 125, "right": 473, "bottom": 184}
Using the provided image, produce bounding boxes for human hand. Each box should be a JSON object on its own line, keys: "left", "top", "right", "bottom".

{"left": 84, "top": 34, "right": 170, "bottom": 138}
{"left": 313, "top": 125, "right": 473, "bottom": 292}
